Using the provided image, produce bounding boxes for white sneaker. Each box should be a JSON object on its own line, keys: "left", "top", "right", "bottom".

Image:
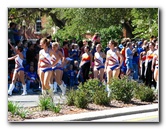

{"left": 53, "top": 88, "right": 57, "bottom": 93}
{"left": 21, "top": 91, "right": 27, "bottom": 96}
{"left": 60, "top": 82, "right": 66, "bottom": 96}
{"left": 8, "top": 91, "right": 12, "bottom": 96}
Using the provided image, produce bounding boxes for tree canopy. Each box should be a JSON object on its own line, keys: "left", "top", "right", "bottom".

{"left": 8, "top": 8, "right": 158, "bottom": 41}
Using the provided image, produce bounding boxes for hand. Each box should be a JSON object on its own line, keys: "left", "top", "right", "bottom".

{"left": 104, "top": 68, "right": 107, "bottom": 73}
{"left": 151, "top": 67, "right": 154, "bottom": 72}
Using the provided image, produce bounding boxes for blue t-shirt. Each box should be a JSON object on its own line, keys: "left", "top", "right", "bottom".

{"left": 71, "top": 49, "right": 79, "bottom": 60}
{"left": 132, "top": 56, "right": 139, "bottom": 64}
{"left": 68, "top": 70, "right": 75, "bottom": 79}
{"left": 137, "top": 47, "right": 144, "bottom": 55}
{"left": 125, "top": 48, "right": 133, "bottom": 59}
{"left": 27, "top": 72, "right": 37, "bottom": 82}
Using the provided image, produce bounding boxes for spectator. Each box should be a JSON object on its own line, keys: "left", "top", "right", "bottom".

{"left": 80, "top": 39, "right": 88, "bottom": 57}
{"left": 8, "top": 22, "right": 18, "bottom": 46}
{"left": 151, "top": 45, "right": 159, "bottom": 92}
{"left": 79, "top": 46, "right": 93, "bottom": 83}
{"left": 132, "top": 50, "right": 139, "bottom": 80}
{"left": 125, "top": 42, "right": 136, "bottom": 78}
{"left": 67, "top": 64, "right": 75, "bottom": 88}
{"left": 139, "top": 45, "right": 149, "bottom": 83}
{"left": 26, "top": 42, "right": 35, "bottom": 65}
{"left": 145, "top": 42, "right": 156, "bottom": 88}
{"left": 13, "top": 24, "right": 21, "bottom": 42}
{"left": 73, "top": 60, "right": 83, "bottom": 84}
{"left": 61, "top": 41, "right": 69, "bottom": 58}
{"left": 26, "top": 65, "right": 40, "bottom": 93}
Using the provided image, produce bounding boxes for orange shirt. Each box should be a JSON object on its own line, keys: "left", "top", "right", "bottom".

{"left": 82, "top": 53, "right": 90, "bottom": 61}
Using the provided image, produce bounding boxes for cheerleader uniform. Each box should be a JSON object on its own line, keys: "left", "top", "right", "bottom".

{"left": 94, "top": 52, "right": 104, "bottom": 70}
{"left": 106, "top": 49, "right": 119, "bottom": 71}
{"left": 15, "top": 55, "right": 24, "bottom": 73}
{"left": 38, "top": 49, "right": 52, "bottom": 73}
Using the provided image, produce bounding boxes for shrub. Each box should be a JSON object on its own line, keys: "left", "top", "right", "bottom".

{"left": 66, "top": 88, "right": 76, "bottom": 106}
{"left": 8, "top": 101, "right": 28, "bottom": 118}
{"left": 109, "top": 76, "right": 137, "bottom": 103}
{"left": 78, "top": 79, "right": 101, "bottom": 103}
{"left": 74, "top": 90, "right": 88, "bottom": 109}
{"left": 134, "top": 84, "right": 156, "bottom": 102}
{"left": 38, "top": 94, "right": 52, "bottom": 111}
{"left": 8, "top": 101, "right": 20, "bottom": 115}
{"left": 93, "top": 85, "right": 111, "bottom": 106}
{"left": 18, "top": 108, "right": 29, "bottom": 118}
{"left": 49, "top": 102, "right": 61, "bottom": 113}
{"left": 38, "top": 92, "right": 61, "bottom": 113}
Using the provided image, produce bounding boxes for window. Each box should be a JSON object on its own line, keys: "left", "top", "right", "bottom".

{"left": 34, "top": 19, "right": 42, "bottom": 34}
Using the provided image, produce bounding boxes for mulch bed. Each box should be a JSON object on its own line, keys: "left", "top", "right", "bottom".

{"left": 8, "top": 98, "right": 158, "bottom": 122}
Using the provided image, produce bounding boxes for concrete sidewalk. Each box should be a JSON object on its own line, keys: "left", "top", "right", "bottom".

{"left": 8, "top": 92, "right": 67, "bottom": 107}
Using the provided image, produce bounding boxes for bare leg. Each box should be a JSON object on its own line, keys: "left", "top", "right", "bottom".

{"left": 43, "top": 71, "right": 52, "bottom": 90}
{"left": 112, "top": 69, "right": 120, "bottom": 79}
{"left": 8, "top": 70, "right": 18, "bottom": 95}
{"left": 18, "top": 71, "right": 27, "bottom": 95}
{"left": 93, "top": 67, "right": 98, "bottom": 79}
{"left": 99, "top": 68, "right": 104, "bottom": 82}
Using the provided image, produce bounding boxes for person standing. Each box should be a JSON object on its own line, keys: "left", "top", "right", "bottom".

{"left": 38, "top": 38, "right": 55, "bottom": 94}
{"left": 125, "top": 42, "right": 136, "bottom": 78}
{"left": 51, "top": 42, "right": 66, "bottom": 95}
{"left": 8, "top": 43, "right": 27, "bottom": 95}
{"left": 93, "top": 44, "right": 106, "bottom": 83}
{"left": 105, "top": 40, "right": 123, "bottom": 97}
{"left": 79, "top": 46, "right": 93, "bottom": 83}
{"left": 145, "top": 42, "right": 156, "bottom": 88}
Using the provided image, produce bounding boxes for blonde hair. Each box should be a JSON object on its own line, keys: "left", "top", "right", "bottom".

{"left": 52, "top": 42, "right": 59, "bottom": 47}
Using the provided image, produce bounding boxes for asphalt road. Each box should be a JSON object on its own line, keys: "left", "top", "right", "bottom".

{"left": 92, "top": 111, "right": 159, "bottom": 122}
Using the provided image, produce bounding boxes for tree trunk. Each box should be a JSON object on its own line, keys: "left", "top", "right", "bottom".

{"left": 49, "top": 13, "right": 65, "bottom": 29}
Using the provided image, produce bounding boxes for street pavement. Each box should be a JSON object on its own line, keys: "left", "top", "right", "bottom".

{"left": 8, "top": 92, "right": 159, "bottom": 122}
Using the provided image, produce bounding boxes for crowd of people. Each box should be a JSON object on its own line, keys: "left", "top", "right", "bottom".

{"left": 8, "top": 22, "right": 159, "bottom": 97}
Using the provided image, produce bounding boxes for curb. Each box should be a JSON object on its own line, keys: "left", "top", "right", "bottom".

{"left": 25, "top": 104, "right": 158, "bottom": 122}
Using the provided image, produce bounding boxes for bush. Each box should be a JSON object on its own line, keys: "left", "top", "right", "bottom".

{"left": 74, "top": 90, "right": 88, "bottom": 109}
{"left": 109, "top": 76, "right": 137, "bottom": 103}
{"left": 134, "top": 84, "right": 156, "bottom": 102}
{"left": 49, "top": 102, "right": 61, "bottom": 113}
{"left": 78, "top": 78, "right": 101, "bottom": 103}
{"left": 93, "top": 85, "right": 111, "bottom": 106}
{"left": 8, "top": 101, "right": 20, "bottom": 115}
{"left": 38, "top": 94, "right": 53, "bottom": 111}
{"left": 38, "top": 92, "right": 61, "bottom": 113}
{"left": 66, "top": 88, "right": 77, "bottom": 106}
{"left": 8, "top": 101, "right": 28, "bottom": 118}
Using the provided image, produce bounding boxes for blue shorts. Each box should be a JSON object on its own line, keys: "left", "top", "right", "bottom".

{"left": 52, "top": 67, "right": 64, "bottom": 71}
{"left": 96, "top": 65, "right": 105, "bottom": 70}
{"left": 16, "top": 68, "right": 24, "bottom": 73}
{"left": 126, "top": 59, "right": 133, "bottom": 70}
{"left": 109, "top": 64, "right": 119, "bottom": 71}
{"left": 41, "top": 67, "right": 52, "bottom": 73}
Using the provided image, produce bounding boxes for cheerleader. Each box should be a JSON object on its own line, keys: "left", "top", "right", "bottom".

{"left": 105, "top": 40, "right": 123, "bottom": 97}
{"left": 8, "top": 44, "right": 27, "bottom": 95}
{"left": 51, "top": 42, "right": 66, "bottom": 95}
{"left": 93, "top": 44, "right": 106, "bottom": 82}
{"left": 38, "top": 38, "right": 55, "bottom": 94}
